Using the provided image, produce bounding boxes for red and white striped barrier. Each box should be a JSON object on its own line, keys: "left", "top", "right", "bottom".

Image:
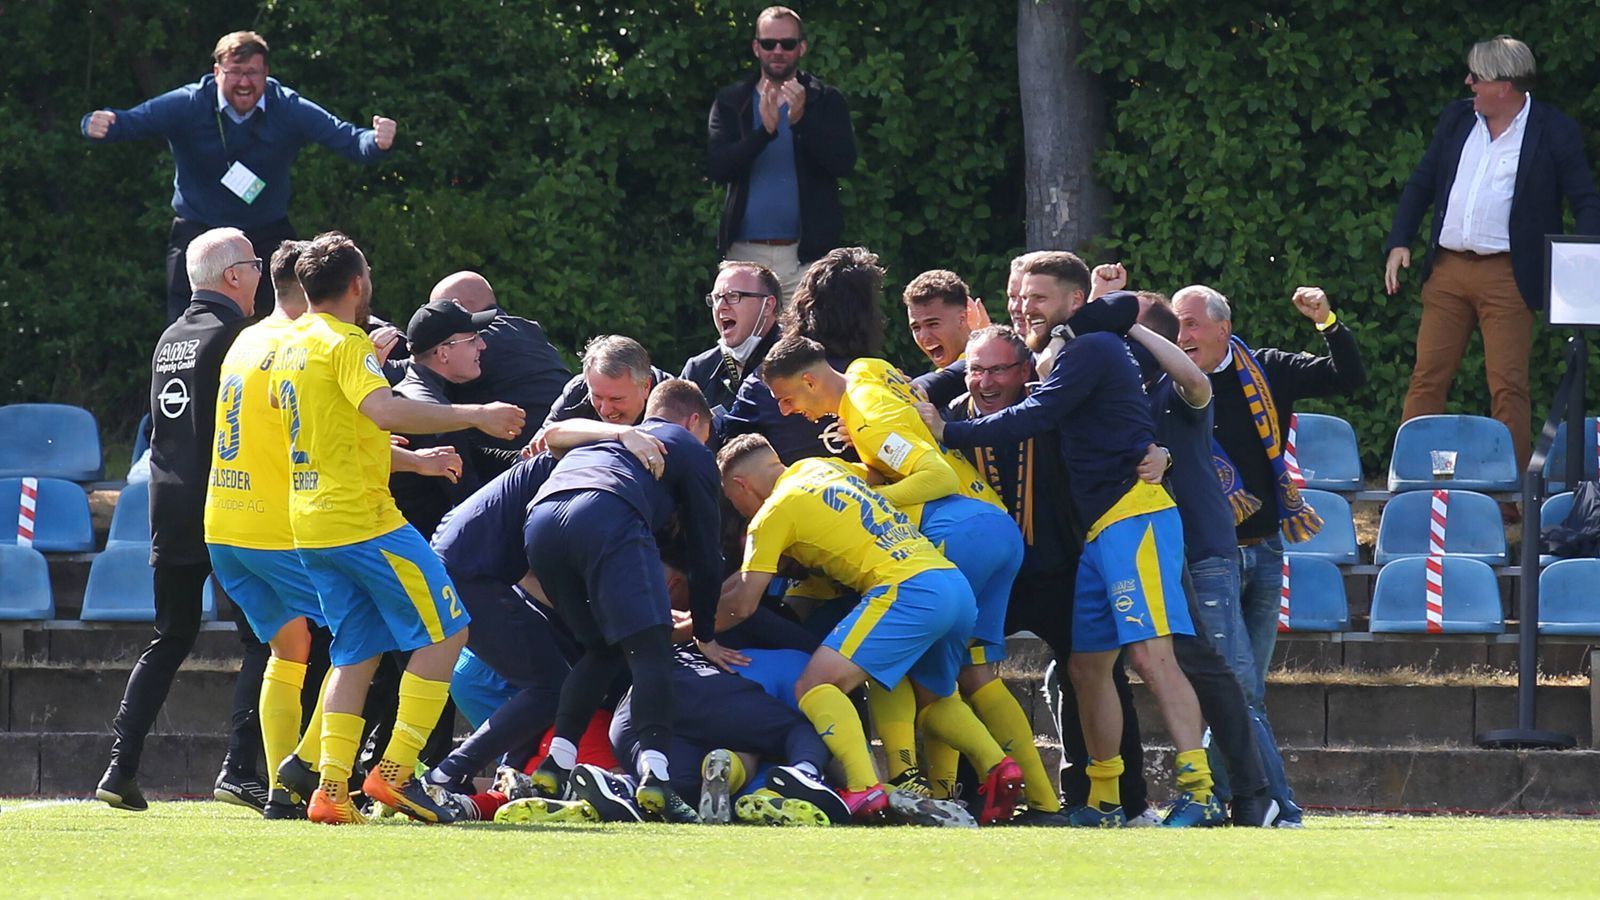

{"left": 1424, "top": 489, "right": 1448, "bottom": 634}
{"left": 16, "top": 476, "right": 37, "bottom": 548}
{"left": 1277, "top": 556, "right": 1292, "bottom": 632}
{"left": 1284, "top": 413, "right": 1305, "bottom": 488}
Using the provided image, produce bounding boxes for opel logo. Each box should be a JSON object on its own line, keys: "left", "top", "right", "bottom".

{"left": 158, "top": 378, "right": 191, "bottom": 419}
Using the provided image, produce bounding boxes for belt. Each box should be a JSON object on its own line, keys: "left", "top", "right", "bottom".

{"left": 1440, "top": 247, "right": 1509, "bottom": 260}
{"left": 742, "top": 238, "right": 799, "bottom": 246}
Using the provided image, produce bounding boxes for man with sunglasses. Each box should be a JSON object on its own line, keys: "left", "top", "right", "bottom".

{"left": 98, "top": 228, "right": 263, "bottom": 812}
{"left": 82, "top": 30, "right": 397, "bottom": 323}
{"left": 708, "top": 6, "right": 856, "bottom": 301}
{"left": 1385, "top": 35, "right": 1600, "bottom": 471}
{"left": 681, "top": 260, "right": 783, "bottom": 420}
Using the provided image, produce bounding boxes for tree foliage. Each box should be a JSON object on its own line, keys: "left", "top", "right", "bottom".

{"left": 1, "top": 0, "right": 1022, "bottom": 434}
{"left": 1078, "top": 0, "right": 1600, "bottom": 465}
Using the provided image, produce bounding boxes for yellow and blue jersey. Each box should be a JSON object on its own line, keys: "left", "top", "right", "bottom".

{"left": 741, "top": 457, "right": 953, "bottom": 594}
{"left": 271, "top": 312, "right": 407, "bottom": 548}
{"left": 204, "top": 315, "right": 297, "bottom": 550}
{"left": 838, "top": 358, "right": 1003, "bottom": 522}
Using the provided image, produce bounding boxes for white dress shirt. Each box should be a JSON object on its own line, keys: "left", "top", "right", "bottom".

{"left": 1439, "top": 94, "right": 1531, "bottom": 254}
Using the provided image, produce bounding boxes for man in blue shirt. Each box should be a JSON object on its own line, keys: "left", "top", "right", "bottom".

{"left": 82, "top": 31, "right": 397, "bottom": 322}
{"left": 922, "top": 255, "right": 1223, "bottom": 828}
{"left": 707, "top": 6, "right": 856, "bottom": 300}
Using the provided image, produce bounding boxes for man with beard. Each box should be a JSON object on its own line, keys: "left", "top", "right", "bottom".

{"left": 708, "top": 6, "right": 856, "bottom": 299}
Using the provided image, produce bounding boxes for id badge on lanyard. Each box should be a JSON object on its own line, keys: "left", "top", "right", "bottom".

{"left": 217, "top": 110, "right": 265, "bottom": 204}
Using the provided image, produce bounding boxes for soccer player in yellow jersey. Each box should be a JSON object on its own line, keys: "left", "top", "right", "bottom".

{"left": 761, "top": 334, "right": 1063, "bottom": 825}
{"left": 280, "top": 232, "right": 524, "bottom": 825}
{"left": 716, "top": 434, "right": 1025, "bottom": 825}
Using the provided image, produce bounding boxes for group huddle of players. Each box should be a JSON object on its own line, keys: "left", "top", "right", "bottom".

{"left": 199, "top": 228, "right": 1226, "bottom": 830}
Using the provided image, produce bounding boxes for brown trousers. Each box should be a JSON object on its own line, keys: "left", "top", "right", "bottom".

{"left": 1400, "top": 249, "right": 1533, "bottom": 468}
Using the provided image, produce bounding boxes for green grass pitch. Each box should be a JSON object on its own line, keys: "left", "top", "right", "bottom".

{"left": 2, "top": 801, "right": 1595, "bottom": 897}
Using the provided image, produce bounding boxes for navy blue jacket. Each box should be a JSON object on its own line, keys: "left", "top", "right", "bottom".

{"left": 1386, "top": 97, "right": 1600, "bottom": 309}
{"left": 533, "top": 419, "right": 724, "bottom": 641}
{"left": 680, "top": 325, "right": 780, "bottom": 418}
{"left": 540, "top": 366, "right": 672, "bottom": 433}
{"left": 719, "top": 355, "right": 858, "bottom": 465}
{"left": 453, "top": 309, "right": 571, "bottom": 455}
{"left": 83, "top": 75, "right": 388, "bottom": 227}
{"left": 432, "top": 453, "right": 557, "bottom": 584}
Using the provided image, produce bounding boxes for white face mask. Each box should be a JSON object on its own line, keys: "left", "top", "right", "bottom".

{"left": 718, "top": 302, "right": 774, "bottom": 365}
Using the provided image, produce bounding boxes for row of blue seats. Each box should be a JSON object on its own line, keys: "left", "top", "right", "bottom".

{"left": 0, "top": 540, "right": 219, "bottom": 622}
{"left": 1298, "top": 411, "right": 1600, "bottom": 493}
{"left": 1288, "top": 488, "right": 1512, "bottom": 565}
{"left": 1280, "top": 554, "right": 1600, "bottom": 635}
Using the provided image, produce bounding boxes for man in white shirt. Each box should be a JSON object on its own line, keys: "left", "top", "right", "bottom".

{"left": 1385, "top": 36, "right": 1600, "bottom": 469}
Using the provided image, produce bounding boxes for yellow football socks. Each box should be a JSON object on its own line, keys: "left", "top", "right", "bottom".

{"left": 382, "top": 671, "right": 451, "bottom": 772}
{"left": 867, "top": 680, "right": 919, "bottom": 782}
{"left": 917, "top": 694, "right": 1005, "bottom": 775}
{"left": 727, "top": 752, "right": 749, "bottom": 795}
{"left": 260, "top": 657, "right": 306, "bottom": 789}
{"left": 970, "top": 678, "right": 1060, "bottom": 812}
{"left": 921, "top": 737, "right": 960, "bottom": 799}
{"left": 1174, "top": 748, "right": 1215, "bottom": 803}
{"left": 1086, "top": 755, "right": 1124, "bottom": 811}
{"left": 294, "top": 668, "right": 331, "bottom": 766}
{"left": 319, "top": 711, "right": 365, "bottom": 802}
{"left": 799, "top": 684, "right": 878, "bottom": 791}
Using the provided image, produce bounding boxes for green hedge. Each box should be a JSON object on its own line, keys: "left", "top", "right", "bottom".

{"left": 0, "top": 1, "right": 1021, "bottom": 437}
{"left": 6, "top": 1, "right": 1599, "bottom": 469}
{"left": 1079, "top": 0, "right": 1600, "bottom": 466}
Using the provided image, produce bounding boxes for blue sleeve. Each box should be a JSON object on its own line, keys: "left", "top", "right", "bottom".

{"left": 913, "top": 360, "right": 967, "bottom": 409}
{"left": 283, "top": 91, "right": 389, "bottom": 163}
{"left": 82, "top": 84, "right": 192, "bottom": 143}
{"left": 942, "top": 338, "right": 1106, "bottom": 449}
{"left": 666, "top": 436, "right": 725, "bottom": 643}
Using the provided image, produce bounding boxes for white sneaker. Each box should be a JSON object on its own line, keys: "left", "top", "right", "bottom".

{"left": 1125, "top": 807, "right": 1163, "bottom": 827}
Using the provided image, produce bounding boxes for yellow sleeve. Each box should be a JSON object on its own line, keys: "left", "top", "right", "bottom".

{"left": 741, "top": 504, "right": 793, "bottom": 575}
{"left": 333, "top": 332, "right": 392, "bottom": 409}
{"left": 875, "top": 448, "right": 960, "bottom": 509}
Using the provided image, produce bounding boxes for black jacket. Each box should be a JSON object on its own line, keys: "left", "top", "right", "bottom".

{"left": 540, "top": 366, "right": 673, "bottom": 432}
{"left": 679, "top": 325, "right": 780, "bottom": 416}
{"left": 453, "top": 308, "right": 571, "bottom": 454}
{"left": 708, "top": 71, "right": 856, "bottom": 263}
{"left": 1387, "top": 98, "right": 1600, "bottom": 309}
{"left": 390, "top": 363, "right": 482, "bottom": 540}
{"left": 148, "top": 290, "right": 249, "bottom": 566}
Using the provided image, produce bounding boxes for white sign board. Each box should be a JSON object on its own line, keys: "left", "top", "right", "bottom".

{"left": 1547, "top": 236, "right": 1600, "bottom": 327}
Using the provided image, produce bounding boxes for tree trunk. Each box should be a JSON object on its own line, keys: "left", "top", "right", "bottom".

{"left": 1018, "top": 0, "right": 1108, "bottom": 252}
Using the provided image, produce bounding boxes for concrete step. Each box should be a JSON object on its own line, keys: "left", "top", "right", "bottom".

{"left": 3, "top": 622, "right": 246, "bottom": 666}
{"left": 1, "top": 663, "right": 244, "bottom": 735}
{"left": 1272, "top": 634, "right": 1595, "bottom": 678}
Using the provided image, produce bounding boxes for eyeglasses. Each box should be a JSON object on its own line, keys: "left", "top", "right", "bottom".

{"left": 968, "top": 361, "right": 1025, "bottom": 378}
{"left": 436, "top": 335, "right": 479, "bottom": 349}
{"left": 757, "top": 38, "right": 800, "bottom": 51}
{"left": 705, "top": 290, "right": 771, "bottom": 307}
{"left": 226, "top": 257, "right": 263, "bottom": 273}
{"left": 219, "top": 67, "right": 265, "bottom": 80}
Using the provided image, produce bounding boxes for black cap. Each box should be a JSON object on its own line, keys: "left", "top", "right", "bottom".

{"left": 406, "top": 299, "right": 496, "bottom": 355}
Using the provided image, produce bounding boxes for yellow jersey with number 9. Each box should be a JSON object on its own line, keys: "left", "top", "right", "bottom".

{"left": 741, "top": 457, "right": 954, "bottom": 594}
{"left": 204, "top": 316, "right": 297, "bottom": 550}
{"left": 838, "top": 358, "right": 1004, "bottom": 520}
{"left": 271, "top": 312, "right": 406, "bottom": 548}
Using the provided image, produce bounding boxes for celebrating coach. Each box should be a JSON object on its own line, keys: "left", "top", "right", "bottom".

{"left": 82, "top": 31, "right": 397, "bottom": 322}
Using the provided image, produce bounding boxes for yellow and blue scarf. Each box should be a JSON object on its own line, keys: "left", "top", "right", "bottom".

{"left": 1212, "top": 335, "right": 1323, "bottom": 542}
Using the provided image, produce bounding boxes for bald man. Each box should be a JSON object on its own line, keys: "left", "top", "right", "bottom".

{"left": 429, "top": 272, "right": 571, "bottom": 470}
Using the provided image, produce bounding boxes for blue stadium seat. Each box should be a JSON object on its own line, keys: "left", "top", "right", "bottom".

{"left": 1292, "top": 413, "right": 1363, "bottom": 491}
{"left": 1279, "top": 555, "right": 1349, "bottom": 631}
{"left": 1542, "top": 418, "right": 1597, "bottom": 493}
{"left": 108, "top": 481, "right": 150, "bottom": 544}
{"left": 80, "top": 543, "right": 156, "bottom": 621}
{"left": 0, "top": 403, "right": 104, "bottom": 482}
{"left": 1373, "top": 489, "right": 1507, "bottom": 565}
{"left": 1537, "top": 559, "right": 1600, "bottom": 636}
{"left": 1369, "top": 556, "right": 1504, "bottom": 634}
{"left": 1387, "top": 414, "right": 1518, "bottom": 493}
{"left": 0, "top": 477, "right": 94, "bottom": 552}
{"left": 1284, "top": 489, "right": 1359, "bottom": 564}
{"left": 81, "top": 543, "right": 219, "bottom": 622}
{"left": 1539, "top": 492, "right": 1574, "bottom": 566}
{"left": 0, "top": 543, "right": 54, "bottom": 620}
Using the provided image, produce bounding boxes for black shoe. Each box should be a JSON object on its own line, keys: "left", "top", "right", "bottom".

{"left": 570, "top": 763, "right": 643, "bottom": 823}
{"left": 263, "top": 790, "right": 307, "bottom": 820}
{"left": 767, "top": 765, "right": 851, "bottom": 825}
{"left": 1007, "top": 807, "right": 1071, "bottom": 827}
{"left": 530, "top": 756, "right": 572, "bottom": 800}
{"left": 1231, "top": 793, "right": 1281, "bottom": 828}
{"left": 96, "top": 766, "right": 148, "bottom": 812}
{"left": 214, "top": 770, "right": 270, "bottom": 812}
{"left": 275, "top": 755, "right": 319, "bottom": 805}
{"left": 635, "top": 771, "right": 700, "bottom": 824}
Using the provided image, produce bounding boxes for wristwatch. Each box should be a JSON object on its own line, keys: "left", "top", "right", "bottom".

{"left": 1049, "top": 323, "right": 1075, "bottom": 343}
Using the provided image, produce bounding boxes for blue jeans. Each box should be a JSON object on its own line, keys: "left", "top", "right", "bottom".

{"left": 1233, "top": 537, "right": 1303, "bottom": 822}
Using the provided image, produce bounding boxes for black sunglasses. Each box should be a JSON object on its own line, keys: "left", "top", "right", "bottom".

{"left": 757, "top": 38, "right": 800, "bottom": 51}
